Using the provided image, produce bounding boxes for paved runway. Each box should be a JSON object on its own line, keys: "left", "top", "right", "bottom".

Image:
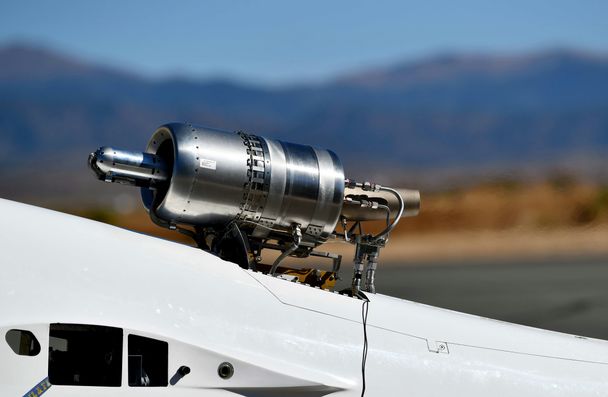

{"left": 371, "top": 257, "right": 608, "bottom": 340}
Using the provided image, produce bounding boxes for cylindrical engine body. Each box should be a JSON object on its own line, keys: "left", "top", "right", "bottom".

{"left": 142, "top": 123, "right": 345, "bottom": 246}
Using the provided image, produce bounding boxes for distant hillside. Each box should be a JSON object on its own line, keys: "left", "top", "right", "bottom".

{"left": 1, "top": 44, "right": 608, "bottom": 205}
{"left": 0, "top": 44, "right": 138, "bottom": 82}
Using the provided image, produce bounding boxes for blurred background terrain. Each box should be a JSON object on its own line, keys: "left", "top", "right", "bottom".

{"left": 1, "top": 0, "right": 608, "bottom": 338}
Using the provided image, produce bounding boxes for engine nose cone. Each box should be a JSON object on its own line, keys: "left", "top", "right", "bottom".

{"left": 89, "top": 146, "right": 169, "bottom": 188}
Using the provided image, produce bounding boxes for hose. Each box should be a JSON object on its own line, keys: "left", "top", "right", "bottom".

{"left": 372, "top": 187, "right": 404, "bottom": 242}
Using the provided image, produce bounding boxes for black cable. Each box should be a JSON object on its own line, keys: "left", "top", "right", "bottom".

{"left": 348, "top": 220, "right": 360, "bottom": 237}
{"left": 269, "top": 244, "right": 298, "bottom": 275}
{"left": 360, "top": 294, "right": 370, "bottom": 397}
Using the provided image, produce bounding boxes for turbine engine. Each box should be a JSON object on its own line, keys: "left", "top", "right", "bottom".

{"left": 89, "top": 122, "right": 420, "bottom": 295}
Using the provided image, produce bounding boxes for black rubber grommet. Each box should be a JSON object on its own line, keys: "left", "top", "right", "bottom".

{"left": 217, "top": 362, "right": 234, "bottom": 379}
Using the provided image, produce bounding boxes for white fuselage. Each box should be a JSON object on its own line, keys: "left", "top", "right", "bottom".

{"left": 1, "top": 198, "right": 607, "bottom": 396}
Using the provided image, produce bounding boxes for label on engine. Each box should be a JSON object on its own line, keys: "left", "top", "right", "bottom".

{"left": 200, "top": 158, "right": 217, "bottom": 170}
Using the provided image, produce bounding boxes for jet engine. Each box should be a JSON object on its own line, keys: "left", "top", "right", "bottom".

{"left": 89, "top": 122, "right": 420, "bottom": 295}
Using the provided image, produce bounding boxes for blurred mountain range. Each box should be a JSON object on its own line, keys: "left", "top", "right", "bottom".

{"left": 1, "top": 43, "right": 608, "bottom": 205}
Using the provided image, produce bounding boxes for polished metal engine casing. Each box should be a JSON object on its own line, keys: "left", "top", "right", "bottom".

{"left": 142, "top": 123, "right": 345, "bottom": 246}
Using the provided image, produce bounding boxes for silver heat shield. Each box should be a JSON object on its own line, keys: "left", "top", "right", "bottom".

{"left": 142, "top": 123, "right": 345, "bottom": 246}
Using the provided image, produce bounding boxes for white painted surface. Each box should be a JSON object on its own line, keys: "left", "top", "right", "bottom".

{"left": 1, "top": 198, "right": 607, "bottom": 396}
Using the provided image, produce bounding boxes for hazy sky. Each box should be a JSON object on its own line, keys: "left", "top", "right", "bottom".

{"left": 1, "top": 0, "right": 607, "bottom": 84}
